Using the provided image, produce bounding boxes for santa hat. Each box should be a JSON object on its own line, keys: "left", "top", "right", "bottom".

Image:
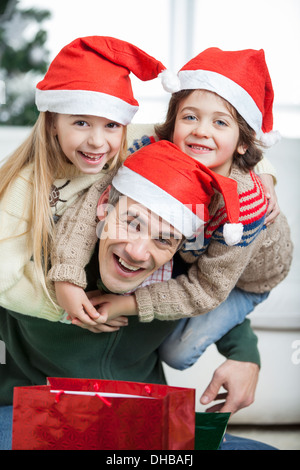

{"left": 36, "top": 36, "right": 166, "bottom": 125}
{"left": 161, "top": 48, "right": 280, "bottom": 146}
{"left": 112, "top": 140, "right": 243, "bottom": 245}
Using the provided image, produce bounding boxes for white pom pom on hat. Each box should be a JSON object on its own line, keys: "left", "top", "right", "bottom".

{"left": 159, "top": 69, "right": 180, "bottom": 93}
{"left": 223, "top": 223, "right": 244, "bottom": 247}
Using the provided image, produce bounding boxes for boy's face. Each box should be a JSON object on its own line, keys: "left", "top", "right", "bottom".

{"left": 98, "top": 196, "right": 182, "bottom": 293}
{"left": 53, "top": 114, "right": 124, "bottom": 174}
{"left": 172, "top": 90, "right": 246, "bottom": 176}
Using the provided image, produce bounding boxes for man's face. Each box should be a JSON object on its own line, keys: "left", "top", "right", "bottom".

{"left": 98, "top": 196, "right": 182, "bottom": 293}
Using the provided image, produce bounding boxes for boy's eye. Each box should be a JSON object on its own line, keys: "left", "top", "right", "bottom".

{"left": 183, "top": 114, "right": 197, "bottom": 121}
{"left": 216, "top": 119, "right": 227, "bottom": 127}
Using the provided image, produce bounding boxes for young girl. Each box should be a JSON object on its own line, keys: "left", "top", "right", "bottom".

{"left": 49, "top": 48, "right": 293, "bottom": 362}
{"left": 0, "top": 35, "right": 166, "bottom": 321}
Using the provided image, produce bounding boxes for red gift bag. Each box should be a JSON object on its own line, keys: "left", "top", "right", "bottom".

{"left": 12, "top": 377, "right": 195, "bottom": 450}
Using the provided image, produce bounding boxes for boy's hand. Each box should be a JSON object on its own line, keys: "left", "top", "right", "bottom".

{"left": 89, "top": 292, "right": 138, "bottom": 321}
{"left": 70, "top": 315, "right": 128, "bottom": 333}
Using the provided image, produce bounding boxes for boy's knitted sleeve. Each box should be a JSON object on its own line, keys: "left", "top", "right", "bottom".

{"left": 48, "top": 174, "right": 113, "bottom": 288}
{"left": 134, "top": 233, "right": 264, "bottom": 322}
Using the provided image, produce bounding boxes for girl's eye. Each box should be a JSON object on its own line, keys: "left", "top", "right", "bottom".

{"left": 106, "top": 122, "right": 121, "bottom": 129}
{"left": 74, "top": 120, "right": 88, "bottom": 127}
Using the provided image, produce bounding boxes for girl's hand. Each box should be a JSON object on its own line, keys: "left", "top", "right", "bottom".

{"left": 259, "top": 173, "right": 280, "bottom": 225}
{"left": 55, "top": 282, "right": 106, "bottom": 326}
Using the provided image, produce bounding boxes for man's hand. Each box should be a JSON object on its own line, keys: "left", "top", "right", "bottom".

{"left": 200, "top": 359, "right": 259, "bottom": 415}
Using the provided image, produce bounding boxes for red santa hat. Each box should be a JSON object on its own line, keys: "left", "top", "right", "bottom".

{"left": 112, "top": 140, "right": 243, "bottom": 245}
{"left": 36, "top": 36, "right": 166, "bottom": 125}
{"left": 161, "top": 47, "right": 280, "bottom": 146}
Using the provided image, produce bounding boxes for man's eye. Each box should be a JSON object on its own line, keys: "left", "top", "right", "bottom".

{"left": 155, "top": 237, "right": 172, "bottom": 246}
{"left": 124, "top": 216, "right": 141, "bottom": 232}
{"left": 128, "top": 220, "right": 141, "bottom": 232}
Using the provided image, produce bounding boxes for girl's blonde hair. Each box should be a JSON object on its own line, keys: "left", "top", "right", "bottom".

{"left": 0, "top": 111, "right": 127, "bottom": 301}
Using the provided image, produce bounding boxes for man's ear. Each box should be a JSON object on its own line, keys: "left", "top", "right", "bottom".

{"left": 97, "top": 185, "right": 111, "bottom": 220}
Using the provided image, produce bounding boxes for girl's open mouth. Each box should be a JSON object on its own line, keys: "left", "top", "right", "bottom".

{"left": 79, "top": 151, "right": 106, "bottom": 164}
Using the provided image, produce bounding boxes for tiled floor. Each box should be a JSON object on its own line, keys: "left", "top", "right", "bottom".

{"left": 227, "top": 425, "right": 300, "bottom": 450}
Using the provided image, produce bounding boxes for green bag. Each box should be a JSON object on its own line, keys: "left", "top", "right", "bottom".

{"left": 194, "top": 412, "right": 231, "bottom": 450}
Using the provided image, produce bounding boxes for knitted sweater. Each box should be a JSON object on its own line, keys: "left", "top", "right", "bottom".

{"left": 0, "top": 162, "right": 108, "bottom": 320}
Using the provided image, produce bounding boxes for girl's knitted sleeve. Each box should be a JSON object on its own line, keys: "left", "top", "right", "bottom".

{"left": 48, "top": 173, "right": 113, "bottom": 288}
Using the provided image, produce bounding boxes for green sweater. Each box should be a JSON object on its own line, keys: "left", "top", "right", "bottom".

{"left": 0, "top": 306, "right": 259, "bottom": 406}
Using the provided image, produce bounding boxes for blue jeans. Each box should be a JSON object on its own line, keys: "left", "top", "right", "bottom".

{"left": 159, "top": 287, "right": 269, "bottom": 370}
{"left": 0, "top": 406, "right": 13, "bottom": 450}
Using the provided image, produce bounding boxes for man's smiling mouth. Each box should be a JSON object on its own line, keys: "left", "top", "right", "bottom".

{"left": 114, "top": 255, "right": 143, "bottom": 273}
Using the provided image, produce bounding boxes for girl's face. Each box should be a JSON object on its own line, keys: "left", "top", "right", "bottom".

{"left": 53, "top": 114, "right": 124, "bottom": 174}
{"left": 172, "top": 90, "right": 246, "bottom": 176}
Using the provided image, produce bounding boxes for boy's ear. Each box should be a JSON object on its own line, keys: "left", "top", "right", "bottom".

{"left": 97, "top": 185, "right": 111, "bottom": 220}
{"left": 237, "top": 143, "right": 248, "bottom": 155}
